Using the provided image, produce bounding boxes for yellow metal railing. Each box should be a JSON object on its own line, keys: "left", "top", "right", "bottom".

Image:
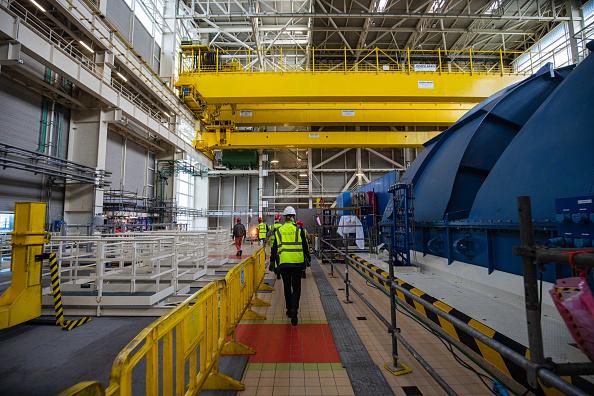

{"left": 59, "top": 247, "right": 270, "bottom": 396}
{"left": 178, "top": 47, "right": 541, "bottom": 76}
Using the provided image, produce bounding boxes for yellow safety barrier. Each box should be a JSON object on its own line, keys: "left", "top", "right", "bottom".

{"left": 0, "top": 202, "right": 50, "bottom": 330}
{"left": 59, "top": 247, "right": 273, "bottom": 396}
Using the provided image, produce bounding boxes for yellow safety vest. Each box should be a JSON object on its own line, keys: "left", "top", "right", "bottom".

{"left": 257, "top": 222, "right": 268, "bottom": 239}
{"left": 274, "top": 221, "right": 305, "bottom": 268}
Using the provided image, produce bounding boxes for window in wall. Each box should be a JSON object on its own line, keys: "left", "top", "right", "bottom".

{"left": 0, "top": 213, "right": 14, "bottom": 232}
{"left": 514, "top": 23, "right": 571, "bottom": 73}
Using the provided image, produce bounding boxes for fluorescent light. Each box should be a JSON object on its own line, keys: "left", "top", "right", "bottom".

{"left": 356, "top": 172, "right": 364, "bottom": 176}
{"left": 294, "top": 31, "right": 303, "bottom": 35}
{"left": 299, "top": 173, "right": 307, "bottom": 177}
{"left": 163, "top": 111, "right": 171, "bottom": 118}
{"left": 271, "top": 159, "right": 279, "bottom": 163}
{"left": 79, "top": 41, "right": 94, "bottom": 53}
{"left": 116, "top": 72, "right": 127, "bottom": 81}
{"left": 30, "top": 0, "right": 46, "bottom": 12}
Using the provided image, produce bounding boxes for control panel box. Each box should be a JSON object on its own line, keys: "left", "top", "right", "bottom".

{"left": 555, "top": 195, "right": 594, "bottom": 247}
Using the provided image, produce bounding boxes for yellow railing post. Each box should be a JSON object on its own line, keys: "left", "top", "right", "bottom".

{"left": 375, "top": 47, "right": 379, "bottom": 74}
{"left": 407, "top": 47, "right": 411, "bottom": 74}
{"left": 469, "top": 48, "right": 473, "bottom": 75}
{"left": 438, "top": 47, "right": 442, "bottom": 75}
{"left": 529, "top": 49, "right": 534, "bottom": 74}
{"left": 312, "top": 47, "right": 315, "bottom": 73}
{"left": 248, "top": 48, "right": 251, "bottom": 73}
{"left": 0, "top": 202, "right": 49, "bottom": 330}
{"left": 500, "top": 48, "right": 504, "bottom": 76}
{"left": 281, "top": 47, "right": 283, "bottom": 73}
{"left": 216, "top": 48, "right": 219, "bottom": 75}
{"left": 344, "top": 47, "right": 347, "bottom": 73}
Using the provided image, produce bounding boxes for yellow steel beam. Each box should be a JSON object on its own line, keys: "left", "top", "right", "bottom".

{"left": 177, "top": 72, "right": 525, "bottom": 104}
{"left": 194, "top": 130, "right": 441, "bottom": 150}
{"left": 216, "top": 102, "right": 475, "bottom": 126}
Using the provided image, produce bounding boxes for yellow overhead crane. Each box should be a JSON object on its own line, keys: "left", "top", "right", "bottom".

{"left": 175, "top": 45, "right": 527, "bottom": 154}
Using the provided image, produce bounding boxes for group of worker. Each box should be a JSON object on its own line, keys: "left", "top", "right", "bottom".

{"left": 231, "top": 206, "right": 311, "bottom": 326}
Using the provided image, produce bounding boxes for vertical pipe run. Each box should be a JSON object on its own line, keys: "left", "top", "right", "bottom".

{"left": 517, "top": 196, "right": 546, "bottom": 388}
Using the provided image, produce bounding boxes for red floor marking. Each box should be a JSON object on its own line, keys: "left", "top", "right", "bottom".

{"left": 235, "top": 324, "right": 341, "bottom": 364}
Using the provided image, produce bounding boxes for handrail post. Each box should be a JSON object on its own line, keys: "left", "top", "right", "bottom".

{"left": 216, "top": 48, "right": 219, "bottom": 75}
{"left": 312, "top": 47, "right": 315, "bottom": 73}
{"left": 344, "top": 47, "right": 347, "bottom": 73}
{"left": 438, "top": 47, "right": 442, "bottom": 75}
{"left": 343, "top": 236, "right": 353, "bottom": 304}
{"left": 500, "top": 48, "right": 504, "bottom": 76}
{"left": 469, "top": 48, "right": 473, "bottom": 75}
{"left": 198, "top": 48, "right": 201, "bottom": 74}
{"left": 406, "top": 47, "right": 411, "bottom": 74}
{"left": 281, "top": 47, "right": 283, "bottom": 73}
{"left": 248, "top": 48, "right": 251, "bottom": 73}
{"left": 517, "top": 196, "right": 546, "bottom": 388}
{"left": 375, "top": 47, "right": 379, "bottom": 74}
{"left": 529, "top": 49, "right": 534, "bottom": 74}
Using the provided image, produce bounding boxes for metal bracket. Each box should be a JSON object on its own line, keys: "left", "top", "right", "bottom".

{"left": 35, "top": 253, "right": 51, "bottom": 261}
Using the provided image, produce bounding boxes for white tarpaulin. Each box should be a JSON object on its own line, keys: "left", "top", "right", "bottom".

{"left": 337, "top": 216, "right": 365, "bottom": 250}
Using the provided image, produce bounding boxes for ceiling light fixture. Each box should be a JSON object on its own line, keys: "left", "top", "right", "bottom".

{"left": 79, "top": 41, "right": 94, "bottom": 53}
{"left": 271, "top": 159, "right": 279, "bottom": 163}
{"left": 163, "top": 111, "right": 171, "bottom": 118}
{"left": 116, "top": 72, "right": 127, "bottom": 81}
{"left": 299, "top": 173, "right": 307, "bottom": 177}
{"left": 29, "top": 0, "right": 46, "bottom": 12}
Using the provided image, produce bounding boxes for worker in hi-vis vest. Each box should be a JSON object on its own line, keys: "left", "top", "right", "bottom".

{"left": 272, "top": 215, "right": 282, "bottom": 279}
{"left": 296, "top": 220, "right": 311, "bottom": 279}
{"left": 269, "top": 206, "right": 311, "bottom": 326}
{"left": 257, "top": 217, "right": 268, "bottom": 247}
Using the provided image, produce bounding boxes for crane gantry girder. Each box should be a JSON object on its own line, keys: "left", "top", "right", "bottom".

{"left": 194, "top": 130, "right": 442, "bottom": 150}
{"left": 176, "top": 72, "right": 526, "bottom": 104}
{"left": 215, "top": 102, "right": 475, "bottom": 126}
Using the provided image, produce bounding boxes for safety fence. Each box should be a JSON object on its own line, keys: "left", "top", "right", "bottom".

{"left": 58, "top": 247, "right": 270, "bottom": 396}
{"left": 41, "top": 230, "right": 229, "bottom": 314}
{"left": 179, "top": 46, "right": 538, "bottom": 76}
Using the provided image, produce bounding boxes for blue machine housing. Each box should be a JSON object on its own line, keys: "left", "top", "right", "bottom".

{"left": 368, "top": 48, "right": 594, "bottom": 281}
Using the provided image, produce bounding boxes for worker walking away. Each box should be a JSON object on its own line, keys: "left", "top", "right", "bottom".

{"left": 271, "top": 215, "right": 283, "bottom": 279}
{"left": 257, "top": 217, "right": 269, "bottom": 247}
{"left": 270, "top": 206, "right": 311, "bottom": 326}
{"left": 296, "top": 220, "right": 311, "bottom": 279}
{"left": 232, "top": 217, "right": 246, "bottom": 257}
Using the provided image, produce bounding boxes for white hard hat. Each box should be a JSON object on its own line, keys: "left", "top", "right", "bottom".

{"left": 283, "top": 206, "right": 297, "bottom": 216}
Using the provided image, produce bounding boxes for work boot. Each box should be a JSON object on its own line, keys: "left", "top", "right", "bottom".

{"left": 301, "top": 271, "right": 306, "bottom": 279}
{"left": 239, "top": 250, "right": 242, "bottom": 257}
{"left": 289, "top": 308, "right": 298, "bottom": 326}
{"left": 276, "top": 272, "right": 281, "bottom": 279}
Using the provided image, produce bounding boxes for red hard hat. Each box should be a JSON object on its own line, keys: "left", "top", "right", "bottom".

{"left": 236, "top": 217, "right": 241, "bottom": 222}
{"left": 275, "top": 215, "right": 281, "bottom": 220}
{"left": 296, "top": 220, "right": 304, "bottom": 226}
{"left": 258, "top": 217, "right": 263, "bottom": 221}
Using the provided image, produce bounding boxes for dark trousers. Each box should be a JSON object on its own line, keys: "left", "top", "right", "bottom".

{"left": 280, "top": 267, "right": 303, "bottom": 311}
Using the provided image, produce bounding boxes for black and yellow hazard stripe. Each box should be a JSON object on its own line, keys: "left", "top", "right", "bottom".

{"left": 49, "top": 253, "right": 92, "bottom": 331}
{"left": 346, "top": 253, "right": 591, "bottom": 395}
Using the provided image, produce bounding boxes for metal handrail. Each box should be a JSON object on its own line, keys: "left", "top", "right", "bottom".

{"left": 1, "top": 0, "right": 173, "bottom": 130}
{"left": 58, "top": 247, "right": 266, "bottom": 396}
{"left": 178, "top": 46, "right": 538, "bottom": 76}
